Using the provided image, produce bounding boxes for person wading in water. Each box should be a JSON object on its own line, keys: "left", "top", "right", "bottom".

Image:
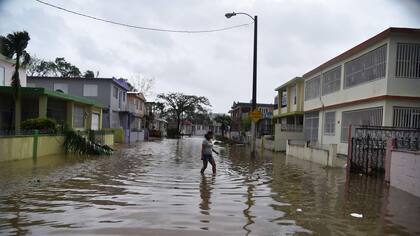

{"left": 201, "top": 131, "right": 218, "bottom": 174}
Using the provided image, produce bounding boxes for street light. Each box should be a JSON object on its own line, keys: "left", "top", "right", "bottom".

{"left": 225, "top": 11, "right": 258, "bottom": 156}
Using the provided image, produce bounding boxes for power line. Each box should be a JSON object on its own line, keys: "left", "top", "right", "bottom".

{"left": 35, "top": 0, "right": 252, "bottom": 33}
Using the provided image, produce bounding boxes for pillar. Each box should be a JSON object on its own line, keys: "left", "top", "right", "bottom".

{"left": 38, "top": 95, "right": 48, "bottom": 118}
{"left": 86, "top": 105, "right": 93, "bottom": 130}
{"left": 66, "top": 101, "right": 74, "bottom": 129}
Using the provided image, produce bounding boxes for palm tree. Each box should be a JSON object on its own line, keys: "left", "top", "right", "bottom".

{"left": 0, "top": 31, "right": 31, "bottom": 131}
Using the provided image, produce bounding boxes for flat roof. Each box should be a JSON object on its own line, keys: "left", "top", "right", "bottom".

{"left": 275, "top": 77, "right": 303, "bottom": 91}
{"left": 0, "top": 86, "right": 105, "bottom": 108}
{"left": 303, "top": 27, "right": 420, "bottom": 79}
{"left": 28, "top": 76, "right": 131, "bottom": 91}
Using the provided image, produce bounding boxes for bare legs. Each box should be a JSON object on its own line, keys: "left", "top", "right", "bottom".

{"left": 201, "top": 158, "right": 216, "bottom": 174}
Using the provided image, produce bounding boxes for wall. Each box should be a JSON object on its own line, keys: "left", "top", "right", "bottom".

{"left": 0, "top": 58, "right": 27, "bottom": 87}
{"left": 129, "top": 130, "right": 144, "bottom": 143}
{"left": 256, "top": 135, "right": 275, "bottom": 151}
{"left": 286, "top": 141, "right": 345, "bottom": 168}
{"left": 390, "top": 150, "right": 420, "bottom": 198}
{"left": 0, "top": 135, "right": 34, "bottom": 161}
{"left": 274, "top": 124, "right": 304, "bottom": 151}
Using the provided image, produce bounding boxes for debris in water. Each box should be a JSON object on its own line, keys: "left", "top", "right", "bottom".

{"left": 350, "top": 213, "right": 363, "bottom": 218}
{"left": 296, "top": 208, "right": 302, "bottom": 212}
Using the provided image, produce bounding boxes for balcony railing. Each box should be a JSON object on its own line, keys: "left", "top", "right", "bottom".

{"left": 279, "top": 124, "right": 303, "bottom": 132}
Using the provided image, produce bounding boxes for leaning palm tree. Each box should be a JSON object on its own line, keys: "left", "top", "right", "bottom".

{"left": 0, "top": 31, "right": 31, "bottom": 131}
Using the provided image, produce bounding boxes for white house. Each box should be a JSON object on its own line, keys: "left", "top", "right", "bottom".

{"left": 0, "top": 53, "right": 27, "bottom": 87}
{"left": 302, "top": 27, "right": 420, "bottom": 155}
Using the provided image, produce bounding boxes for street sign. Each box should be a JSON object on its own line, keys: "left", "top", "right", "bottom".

{"left": 249, "top": 110, "right": 262, "bottom": 122}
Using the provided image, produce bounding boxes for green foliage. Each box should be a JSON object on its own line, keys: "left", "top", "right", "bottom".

{"left": 27, "top": 56, "right": 92, "bottom": 78}
{"left": 84, "top": 70, "right": 95, "bottom": 78}
{"left": 166, "top": 128, "right": 180, "bottom": 139}
{"left": 63, "top": 129, "right": 113, "bottom": 155}
{"left": 214, "top": 114, "right": 231, "bottom": 135}
{"left": 21, "top": 118, "right": 56, "bottom": 131}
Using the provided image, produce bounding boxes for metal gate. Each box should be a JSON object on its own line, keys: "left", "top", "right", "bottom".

{"left": 349, "top": 126, "right": 420, "bottom": 176}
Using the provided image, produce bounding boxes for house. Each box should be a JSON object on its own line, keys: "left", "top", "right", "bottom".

{"left": 127, "top": 91, "right": 146, "bottom": 142}
{"left": 27, "top": 76, "right": 132, "bottom": 142}
{"left": 272, "top": 77, "right": 305, "bottom": 151}
{"left": 0, "top": 53, "right": 27, "bottom": 87}
{"left": 302, "top": 27, "right": 420, "bottom": 155}
{"left": 0, "top": 86, "right": 104, "bottom": 131}
{"left": 229, "top": 102, "right": 274, "bottom": 141}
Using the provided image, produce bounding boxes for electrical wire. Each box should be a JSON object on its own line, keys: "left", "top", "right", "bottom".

{"left": 34, "top": 0, "right": 252, "bottom": 33}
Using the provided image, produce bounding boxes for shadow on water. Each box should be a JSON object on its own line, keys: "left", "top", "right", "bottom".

{"left": 0, "top": 137, "right": 419, "bottom": 235}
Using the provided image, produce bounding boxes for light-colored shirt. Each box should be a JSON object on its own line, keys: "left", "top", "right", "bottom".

{"left": 202, "top": 139, "right": 213, "bottom": 155}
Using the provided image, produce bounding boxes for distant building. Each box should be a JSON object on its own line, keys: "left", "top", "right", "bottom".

{"left": 302, "top": 27, "right": 420, "bottom": 154}
{"left": 127, "top": 91, "right": 146, "bottom": 142}
{"left": 0, "top": 53, "right": 27, "bottom": 87}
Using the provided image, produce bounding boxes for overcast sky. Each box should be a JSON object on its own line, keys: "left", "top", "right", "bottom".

{"left": 0, "top": 0, "right": 419, "bottom": 113}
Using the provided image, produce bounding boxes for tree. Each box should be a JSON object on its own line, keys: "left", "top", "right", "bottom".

{"left": 157, "top": 92, "right": 211, "bottom": 133}
{"left": 0, "top": 31, "right": 31, "bottom": 131}
{"left": 214, "top": 114, "right": 231, "bottom": 137}
{"left": 84, "top": 70, "right": 95, "bottom": 78}
{"left": 55, "top": 57, "right": 81, "bottom": 77}
{"left": 129, "top": 74, "right": 155, "bottom": 98}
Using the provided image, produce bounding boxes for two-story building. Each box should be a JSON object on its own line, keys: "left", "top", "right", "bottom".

{"left": 229, "top": 102, "right": 274, "bottom": 141}
{"left": 272, "top": 77, "right": 305, "bottom": 151}
{"left": 127, "top": 91, "right": 146, "bottom": 142}
{"left": 302, "top": 27, "right": 420, "bottom": 155}
{"left": 27, "top": 76, "right": 132, "bottom": 142}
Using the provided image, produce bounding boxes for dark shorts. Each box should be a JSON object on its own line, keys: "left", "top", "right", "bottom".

{"left": 202, "top": 154, "right": 214, "bottom": 162}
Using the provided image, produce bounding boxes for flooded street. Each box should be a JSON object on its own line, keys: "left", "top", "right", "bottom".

{"left": 1, "top": 137, "right": 420, "bottom": 236}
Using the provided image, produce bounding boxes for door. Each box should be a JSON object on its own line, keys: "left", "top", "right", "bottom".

{"left": 91, "top": 113, "right": 99, "bottom": 131}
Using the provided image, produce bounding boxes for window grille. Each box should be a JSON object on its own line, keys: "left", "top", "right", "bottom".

{"left": 322, "top": 66, "right": 341, "bottom": 95}
{"left": 395, "top": 43, "right": 420, "bottom": 79}
{"left": 393, "top": 107, "right": 420, "bottom": 128}
{"left": 73, "top": 105, "right": 85, "bottom": 128}
{"left": 305, "top": 76, "right": 321, "bottom": 101}
{"left": 341, "top": 107, "right": 383, "bottom": 142}
{"left": 344, "top": 44, "right": 387, "bottom": 88}
{"left": 324, "top": 111, "right": 336, "bottom": 136}
{"left": 305, "top": 112, "right": 319, "bottom": 141}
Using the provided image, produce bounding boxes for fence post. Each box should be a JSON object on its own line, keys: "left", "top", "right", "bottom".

{"left": 384, "top": 138, "right": 396, "bottom": 183}
{"left": 346, "top": 125, "right": 352, "bottom": 173}
{"left": 32, "top": 129, "right": 39, "bottom": 160}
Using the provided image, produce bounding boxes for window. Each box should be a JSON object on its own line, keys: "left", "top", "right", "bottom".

{"left": 54, "top": 83, "right": 68, "bottom": 93}
{"left": 123, "top": 92, "right": 126, "bottom": 102}
{"left": 395, "top": 43, "right": 420, "bottom": 79}
{"left": 73, "top": 105, "right": 85, "bottom": 128}
{"left": 0, "top": 66, "right": 4, "bottom": 86}
{"left": 281, "top": 90, "right": 287, "bottom": 107}
{"left": 344, "top": 44, "right": 387, "bottom": 88}
{"left": 340, "top": 107, "right": 383, "bottom": 142}
{"left": 83, "top": 84, "right": 98, "bottom": 96}
{"left": 290, "top": 85, "right": 297, "bottom": 105}
{"left": 324, "top": 111, "right": 336, "bottom": 135}
{"left": 273, "top": 95, "right": 278, "bottom": 110}
{"left": 113, "top": 86, "right": 118, "bottom": 99}
{"left": 305, "top": 76, "right": 321, "bottom": 101}
{"left": 322, "top": 66, "right": 341, "bottom": 95}
{"left": 393, "top": 107, "right": 420, "bottom": 128}
{"left": 305, "top": 112, "right": 319, "bottom": 141}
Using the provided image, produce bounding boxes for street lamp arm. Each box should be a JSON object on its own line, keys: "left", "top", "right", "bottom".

{"left": 225, "top": 11, "right": 255, "bottom": 21}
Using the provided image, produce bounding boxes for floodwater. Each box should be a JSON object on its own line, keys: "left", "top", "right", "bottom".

{"left": 0, "top": 138, "right": 420, "bottom": 236}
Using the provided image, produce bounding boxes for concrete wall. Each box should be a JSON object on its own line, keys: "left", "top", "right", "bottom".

{"left": 274, "top": 124, "right": 304, "bottom": 151}
{"left": 390, "top": 150, "right": 420, "bottom": 198}
{"left": 129, "top": 130, "right": 144, "bottom": 143}
{"left": 0, "top": 136, "right": 34, "bottom": 161}
{"left": 0, "top": 58, "right": 27, "bottom": 87}
{"left": 256, "top": 135, "right": 275, "bottom": 151}
{"left": 286, "top": 141, "right": 345, "bottom": 168}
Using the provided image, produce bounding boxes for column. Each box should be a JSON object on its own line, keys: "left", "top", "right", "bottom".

{"left": 66, "top": 101, "right": 74, "bottom": 129}
{"left": 38, "top": 95, "right": 48, "bottom": 118}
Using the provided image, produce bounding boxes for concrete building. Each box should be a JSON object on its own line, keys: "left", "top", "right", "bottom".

{"left": 0, "top": 54, "right": 27, "bottom": 87}
{"left": 127, "top": 91, "right": 146, "bottom": 142}
{"left": 0, "top": 86, "right": 104, "bottom": 131}
{"left": 302, "top": 27, "right": 420, "bottom": 155}
{"left": 272, "top": 77, "right": 305, "bottom": 151}
{"left": 229, "top": 102, "right": 274, "bottom": 141}
{"left": 27, "top": 76, "right": 132, "bottom": 141}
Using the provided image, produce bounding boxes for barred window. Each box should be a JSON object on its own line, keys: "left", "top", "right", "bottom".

{"left": 305, "top": 112, "right": 319, "bottom": 141}
{"left": 395, "top": 43, "right": 420, "bottom": 79}
{"left": 344, "top": 44, "right": 387, "bottom": 88}
{"left": 304, "top": 76, "right": 320, "bottom": 101}
{"left": 281, "top": 90, "right": 287, "bottom": 107}
{"left": 393, "top": 107, "right": 420, "bottom": 128}
{"left": 73, "top": 105, "right": 85, "bottom": 128}
{"left": 324, "top": 111, "right": 336, "bottom": 136}
{"left": 322, "top": 66, "right": 341, "bottom": 95}
{"left": 340, "top": 107, "right": 383, "bottom": 142}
